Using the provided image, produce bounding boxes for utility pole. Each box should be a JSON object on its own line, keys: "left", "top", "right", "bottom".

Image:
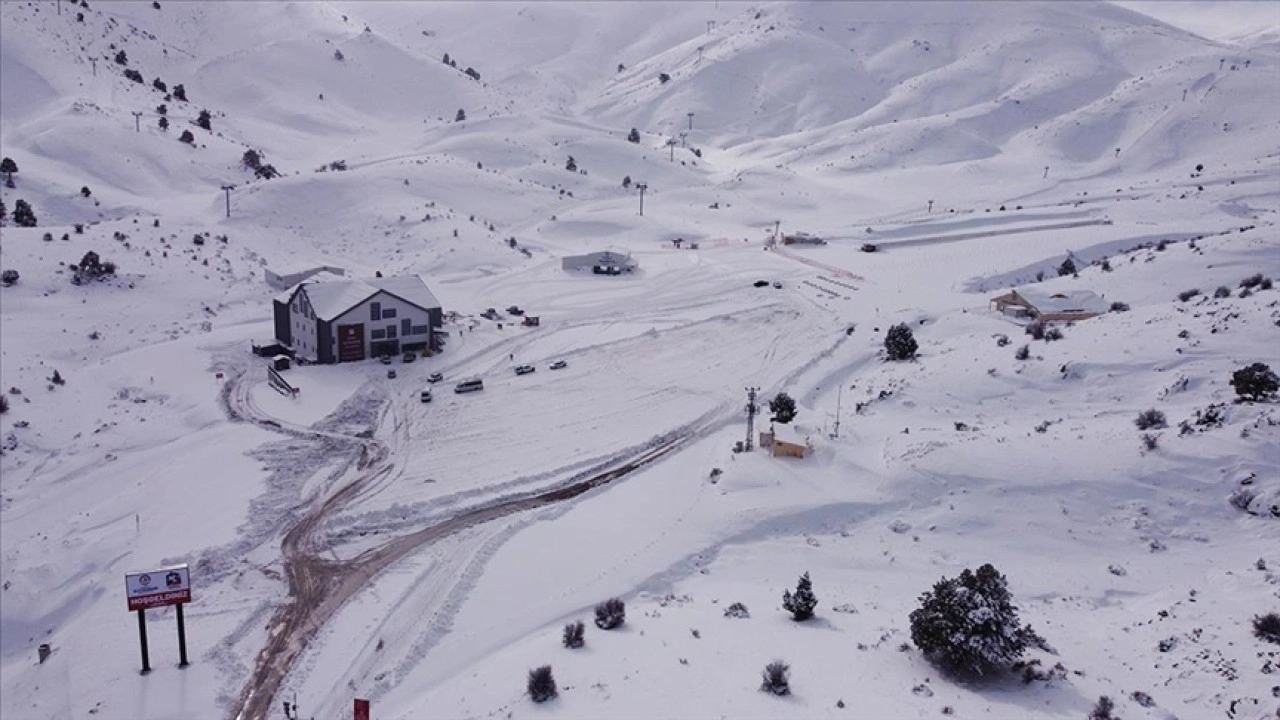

{"left": 697, "top": 46, "right": 704, "bottom": 63}
{"left": 687, "top": 111, "right": 695, "bottom": 131}
{"left": 679, "top": 131, "right": 688, "bottom": 148}
{"left": 667, "top": 138, "right": 677, "bottom": 161}
{"left": 132, "top": 111, "right": 142, "bottom": 132}
{"left": 636, "top": 183, "right": 648, "bottom": 216}
{"left": 831, "top": 385, "right": 842, "bottom": 438}
{"left": 90, "top": 58, "right": 97, "bottom": 76}
{"left": 706, "top": 20, "right": 715, "bottom": 33}
{"left": 1043, "top": 165, "right": 1049, "bottom": 179}
{"left": 57, "top": 0, "right": 61, "bottom": 16}
{"left": 220, "top": 184, "right": 235, "bottom": 218}
{"left": 927, "top": 199, "right": 933, "bottom": 213}
{"left": 744, "top": 387, "right": 759, "bottom": 451}
{"left": 773, "top": 220, "right": 780, "bottom": 242}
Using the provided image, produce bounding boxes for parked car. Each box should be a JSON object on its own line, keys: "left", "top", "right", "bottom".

{"left": 772, "top": 281, "right": 783, "bottom": 289}
{"left": 860, "top": 243, "right": 878, "bottom": 253}
{"left": 380, "top": 354, "right": 393, "bottom": 365}
{"left": 419, "top": 388, "right": 433, "bottom": 403}
{"left": 454, "top": 378, "right": 484, "bottom": 393}
{"left": 549, "top": 360, "right": 568, "bottom": 370}
{"left": 387, "top": 369, "right": 397, "bottom": 379}
{"left": 427, "top": 372, "right": 444, "bottom": 384}
{"left": 753, "top": 280, "right": 770, "bottom": 288}
{"left": 402, "top": 351, "right": 417, "bottom": 363}
{"left": 506, "top": 305, "right": 525, "bottom": 316}
{"left": 514, "top": 364, "right": 536, "bottom": 376}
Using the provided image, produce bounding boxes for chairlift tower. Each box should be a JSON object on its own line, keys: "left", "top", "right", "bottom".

{"left": 744, "top": 386, "right": 759, "bottom": 451}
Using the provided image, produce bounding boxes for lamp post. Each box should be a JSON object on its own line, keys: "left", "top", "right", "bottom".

{"left": 636, "top": 183, "right": 648, "bottom": 217}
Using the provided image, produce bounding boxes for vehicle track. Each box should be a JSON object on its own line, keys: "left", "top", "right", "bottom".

{"left": 222, "top": 370, "right": 695, "bottom": 720}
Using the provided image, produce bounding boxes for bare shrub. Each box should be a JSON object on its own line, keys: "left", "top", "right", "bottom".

{"left": 760, "top": 660, "right": 790, "bottom": 696}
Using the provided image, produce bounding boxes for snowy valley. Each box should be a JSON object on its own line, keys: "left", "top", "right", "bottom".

{"left": 1, "top": 2, "right": 1278, "bottom": 719}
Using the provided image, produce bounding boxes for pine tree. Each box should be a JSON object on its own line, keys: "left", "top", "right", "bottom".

{"left": 782, "top": 572, "right": 817, "bottom": 621}
{"left": 12, "top": 199, "right": 37, "bottom": 227}
{"left": 1057, "top": 256, "right": 1077, "bottom": 276}
{"left": 760, "top": 661, "right": 790, "bottom": 696}
{"left": 158, "top": 116, "right": 169, "bottom": 131}
{"left": 196, "top": 110, "right": 212, "bottom": 131}
{"left": 1231, "top": 363, "right": 1279, "bottom": 402}
{"left": 178, "top": 129, "right": 194, "bottom": 143}
{"left": 0, "top": 157, "right": 17, "bottom": 184}
{"left": 562, "top": 621, "right": 585, "bottom": 649}
{"left": 622, "top": 175, "right": 631, "bottom": 189}
{"left": 0, "top": 198, "right": 6, "bottom": 223}
{"left": 909, "top": 563, "right": 1032, "bottom": 675}
{"left": 768, "top": 392, "right": 797, "bottom": 424}
{"left": 527, "top": 666, "right": 557, "bottom": 703}
{"left": 565, "top": 156, "right": 577, "bottom": 172}
{"left": 1, "top": 269, "right": 17, "bottom": 286}
{"left": 594, "top": 597, "right": 625, "bottom": 630}
{"left": 153, "top": 77, "right": 167, "bottom": 92}
{"left": 885, "top": 323, "right": 918, "bottom": 361}
{"left": 114, "top": 50, "right": 128, "bottom": 65}
{"left": 172, "top": 84, "right": 187, "bottom": 101}
{"left": 242, "top": 149, "right": 262, "bottom": 170}
{"left": 628, "top": 128, "right": 641, "bottom": 143}
{"left": 455, "top": 108, "right": 466, "bottom": 122}
{"left": 442, "top": 52, "right": 451, "bottom": 65}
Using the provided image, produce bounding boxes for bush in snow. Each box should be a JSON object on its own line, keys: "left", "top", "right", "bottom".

{"left": 562, "top": 620, "right": 585, "bottom": 649}
{"left": 1044, "top": 326, "right": 1064, "bottom": 341}
{"left": 768, "top": 392, "right": 797, "bottom": 424}
{"left": 594, "top": 597, "right": 625, "bottom": 630}
{"left": 884, "top": 323, "right": 918, "bottom": 361}
{"left": 1254, "top": 612, "right": 1280, "bottom": 644}
{"left": 173, "top": 84, "right": 187, "bottom": 101}
{"left": 723, "top": 602, "right": 750, "bottom": 619}
{"left": 658, "top": 72, "right": 671, "bottom": 83}
{"left": 622, "top": 175, "right": 632, "bottom": 188}
{"left": 12, "top": 199, "right": 37, "bottom": 227}
{"left": 0, "top": 198, "right": 5, "bottom": 223}
{"left": 159, "top": 117, "right": 169, "bottom": 131}
{"left": 1231, "top": 363, "right": 1279, "bottom": 402}
{"left": 72, "top": 251, "right": 116, "bottom": 284}
{"left": 50, "top": 370, "right": 65, "bottom": 386}
{"left": 1, "top": 269, "right": 18, "bottom": 286}
{"left": 179, "top": 129, "right": 195, "bottom": 144}
{"left": 1025, "top": 321, "right": 1046, "bottom": 340}
{"left": 196, "top": 110, "right": 212, "bottom": 131}
{"left": 1177, "top": 288, "right": 1200, "bottom": 302}
{"left": 1140, "top": 433, "right": 1159, "bottom": 451}
{"left": 1057, "top": 257, "right": 1076, "bottom": 276}
{"left": 1240, "top": 273, "right": 1266, "bottom": 289}
{"left": 124, "top": 69, "right": 143, "bottom": 84}
{"left": 628, "top": 128, "right": 641, "bottom": 143}
{"left": 1088, "top": 696, "right": 1117, "bottom": 720}
{"left": 1014, "top": 344, "right": 1030, "bottom": 361}
{"left": 0, "top": 395, "right": 7, "bottom": 414}
{"left": 464, "top": 67, "right": 480, "bottom": 81}
{"left": 1109, "top": 301, "right": 1129, "bottom": 312}
{"left": 455, "top": 108, "right": 465, "bottom": 122}
{"left": 526, "top": 665, "right": 557, "bottom": 703}
{"left": 153, "top": 77, "right": 167, "bottom": 92}
{"left": 114, "top": 50, "right": 128, "bottom": 65}
{"left": 242, "top": 149, "right": 262, "bottom": 170}
{"left": 565, "top": 156, "right": 578, "bottom": 172}
{"left": 333, "top": 49, "right": 344, "bottom": 61}
{"left": 760, "top": 660, "right": 790, "bottom": 696}
{"left": 909, "top": 563, "right": 1033, "bottom": 675}
{"left": 782, "top": 572, "right": 817, "bottom": 621}
{"left": 1214, "top": 285, "right": 1231, "bottom": 298}
{"left": 1134, "top": 409, "right": 1167, "bottom": 430}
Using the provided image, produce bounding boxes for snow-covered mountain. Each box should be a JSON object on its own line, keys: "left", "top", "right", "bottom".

{"left": 1, "top": 3, "right": 1277, "bottom": 720}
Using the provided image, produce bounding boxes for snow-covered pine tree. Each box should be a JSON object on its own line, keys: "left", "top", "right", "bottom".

{"left": 782, "top": 572, "right": 817, "bottom": 621}
{"left": 909, "top": 563, "right": 1031, "bottom": 674}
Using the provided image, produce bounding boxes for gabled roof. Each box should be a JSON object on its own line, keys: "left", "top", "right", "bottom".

{"left": 277, "top": 275, "right": 441, "bottom": 321}
{"left": 1017, "top": 288, "right": 1108, "bottom": 315}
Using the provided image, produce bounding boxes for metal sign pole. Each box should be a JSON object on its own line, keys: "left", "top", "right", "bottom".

{"left": 137, "top": 609, "right": 151, "bottom": 674}
{"left": 175, "top": 603, "right": 190, "bottom": 667}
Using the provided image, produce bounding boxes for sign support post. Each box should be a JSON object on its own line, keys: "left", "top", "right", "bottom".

{"left": 175, "top": 603, "right": 189, "bottom": 667}
{"left": 137, "top": 609, "right": 151, "bottom": 674}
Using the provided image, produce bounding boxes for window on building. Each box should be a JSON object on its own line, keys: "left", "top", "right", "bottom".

{"left": 401, "top": 318, "right": 411, "bottom": 336}
{"left": 382, "top": 307, "right": 397, "bottom": 319}
{"left": 370, "top": 302, "right": 381, "bottom": 321}
{"left": 386, "top": 325, "right": 397, "bottom": 339}
{"left": 372, "top": 329, "right": 386, "bottom": 340}
{"left": 411, "top": 325, "right": 429, "bottom": 335}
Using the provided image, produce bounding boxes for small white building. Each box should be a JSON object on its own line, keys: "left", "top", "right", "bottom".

{"left": 273, "top": 275, "right": 443, "bottom": 363}
{"left": 561, "top": 250, "right": 637, "bottom": 274}
{"left": 264, "top": 260, "right": 346, "bottom": 290}
{"left": 990, "top": 288, "right": 1109, "bottom": 322}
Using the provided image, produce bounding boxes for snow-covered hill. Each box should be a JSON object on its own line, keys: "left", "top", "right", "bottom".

{"left": 1, "top": 2, "right": 1278, "bottom": 720}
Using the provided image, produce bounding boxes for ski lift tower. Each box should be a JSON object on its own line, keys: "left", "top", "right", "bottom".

{"left": 744, "top": 386, "right": 760, "bottom": 451}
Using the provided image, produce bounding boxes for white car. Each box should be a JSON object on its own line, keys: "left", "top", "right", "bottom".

{"left": 549, "top": 360, "right": 568, "bottom": 370}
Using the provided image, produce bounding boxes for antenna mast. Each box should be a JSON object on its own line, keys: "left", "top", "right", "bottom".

{"left": 744, "top": 387, "right": 759, "bottom": 451}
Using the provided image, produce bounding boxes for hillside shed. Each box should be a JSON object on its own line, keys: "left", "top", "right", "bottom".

{"left": 561, "top": 250, "right": 637, "bottom": 274}
{"left": 265, "top": 260, "right": 346, "bottom": 290}
{"left": 990, "top": 288, "right": 1108, "bottom": 322}
{"left": 759, "top": 426, "right": 810, "bottom": 459}
{"left": 273, "top": 274, "right": 443, "bottom": 363}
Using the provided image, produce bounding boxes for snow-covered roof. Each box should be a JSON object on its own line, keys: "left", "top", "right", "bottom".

{"left": 278, "top": 275, "right": 441, "bottom": 320}
{"left": 266, "top": 258, "right": 344, "bottom": 276}
{"left": 1018, "top": 288, "right": 1108, "bottom": 315}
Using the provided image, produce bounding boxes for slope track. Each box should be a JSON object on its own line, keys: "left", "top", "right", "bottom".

{"left": 221, "top": 371, "right": 696, "bottom": 720}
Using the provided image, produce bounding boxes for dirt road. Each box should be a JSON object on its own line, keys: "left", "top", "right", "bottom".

{"left": 223, "top": 372, "right": 692, "bottom": 720}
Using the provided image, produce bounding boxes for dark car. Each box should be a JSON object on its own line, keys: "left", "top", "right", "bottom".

{"left": 419, "top": 388, "right": 433, "bottom": 403}
{"left": 860, "top": 243, "right": 878, "bottom": 253}
{"left": 514, "top": 364, "right": 535, "bottom": 375}
{"left": 387, "top": 369, "right": 397, "bottom": 379}
{"left": 427, "top": 372, "right": 444, "bottom": 384}
{"left": 753, "top": 280, "right": 770, "bottom": 288}
{"left": 549, "top": 360, "right": 568, "bottom": 370}
{"left": 402, "top": 351, "right": 417, "bottom": 363}
{"left": 506, "top": 305, "right": 525, "bottom": 316}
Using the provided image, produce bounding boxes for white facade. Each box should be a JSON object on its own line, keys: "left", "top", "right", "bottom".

{"left": 289, "top": 289, "right": 320, "bottom": 361}
{"left": 328, "top": 291, "right": 436, "bottom": 358}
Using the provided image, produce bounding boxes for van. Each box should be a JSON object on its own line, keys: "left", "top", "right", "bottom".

{"left": 454, "top": 378, "right": 484, "bottom": 394}
{"left": 419, "top": 388, "right": 432, "bottom": 403}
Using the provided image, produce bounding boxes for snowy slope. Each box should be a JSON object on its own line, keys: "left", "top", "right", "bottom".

{"left": 2, "top": 2, "right": 1278, "bottom": 720}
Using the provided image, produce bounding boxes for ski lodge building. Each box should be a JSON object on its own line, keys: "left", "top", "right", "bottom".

{"left": 273, "top": 274, "right": 443, "bottom": 363}
{"left": 989, "top": 288, "right": 1109, "bottom": 322}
